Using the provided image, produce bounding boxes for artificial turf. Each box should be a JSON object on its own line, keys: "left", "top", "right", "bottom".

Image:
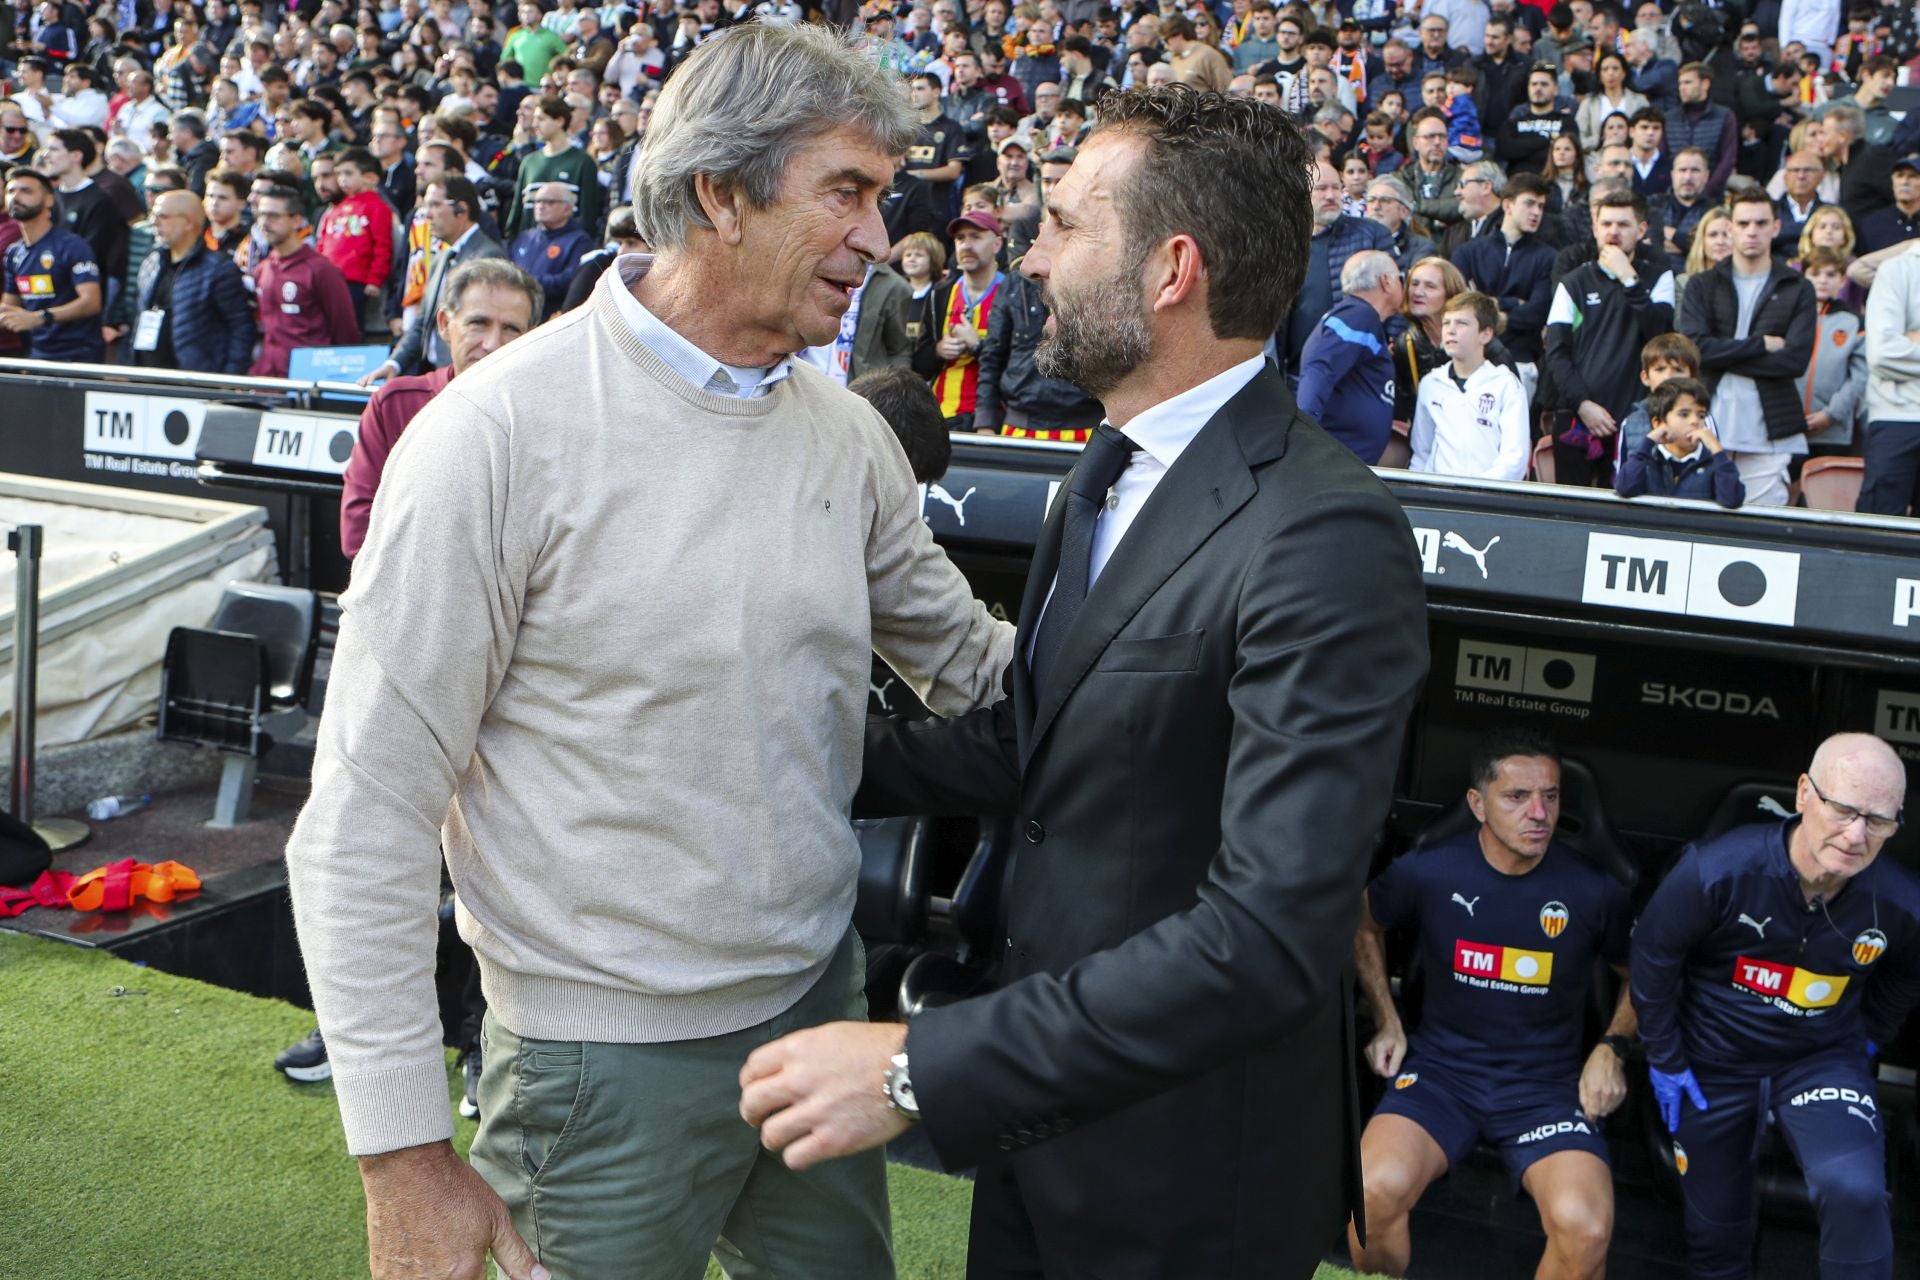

{"left": 0, "top": 930, "right": 1370, "bottom": 1280}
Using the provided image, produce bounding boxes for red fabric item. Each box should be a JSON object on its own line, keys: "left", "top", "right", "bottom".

{"left": 339, "top": 364, "right": 458, "bottom": 558}
{"left": 0, "top": 869, "right": 78, "bottom": 918}
{"left": 251, "top": 245, "right": 366, "bottom": 377}
{"left": 316, "top": 188, "right": 396, "bottom": 289}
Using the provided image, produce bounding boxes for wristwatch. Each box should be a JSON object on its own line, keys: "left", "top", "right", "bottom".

{"left": 883, "top": 1051, "right": 921, "bottom": 1123}
{"left": 1599, "top": 1034, "right": 1634, "bottom": 1063}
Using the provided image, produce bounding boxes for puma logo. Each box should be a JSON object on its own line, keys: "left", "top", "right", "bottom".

{"left": 1452, "top": 893, "right": 1480, "bottom": 917}
{"left": 1757, "top": 796, "right": 1792, "bottom": 818}
{"left": 1848, "top": 1105, "right": 1878, "bottom": 1132}
{"left": 870, "top": 677, "right": 896, "bottom": 712}
{"left": 926, "top": 483, "right": 978, "bottom": 526}
{"left": 1441, "top": 532, "right": 1500, "bottom": 579}
{"left": 1738, "top": 913, "right": 1772, "bottom": 938}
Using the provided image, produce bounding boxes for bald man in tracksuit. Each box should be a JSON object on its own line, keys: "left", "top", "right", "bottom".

{"left": 1631, "top": 734, "right": 1920, "bottom": 1280}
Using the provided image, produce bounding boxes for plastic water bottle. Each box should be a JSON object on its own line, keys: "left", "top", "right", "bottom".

{"left": 86, "top": 793, "right": 152, "bottom": 821}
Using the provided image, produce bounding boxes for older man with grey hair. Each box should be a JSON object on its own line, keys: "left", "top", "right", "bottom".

{"left": 1366, "top": 174, "right": 1438, "bottom": 269}
{"left": 1295, "top": 248, "right": 1404, "bottom": 463}
{"left": 285, "top": 22, "right": 1013, "bottom": 1280}
{"left": 1437, "top": 157, "right": 1504, "bottom": 255}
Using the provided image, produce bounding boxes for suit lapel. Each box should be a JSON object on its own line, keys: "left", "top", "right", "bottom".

{"left": 1022, "top": 367, "right": 1294, "bottom": 766}
{"left": 1012, "top": 470, "right": 1071, "bottom": 759}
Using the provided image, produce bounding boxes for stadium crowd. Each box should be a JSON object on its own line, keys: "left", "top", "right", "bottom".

{"left": 3, "top": 0, "right": 1920, "bottom": 509}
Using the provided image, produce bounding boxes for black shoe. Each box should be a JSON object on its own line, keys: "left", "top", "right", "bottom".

{"left": 458, "top": 1045, "right": 482, "bottom": 1119}
{"left": 274, "top": 1027, "right": 331, "bottom": 1083}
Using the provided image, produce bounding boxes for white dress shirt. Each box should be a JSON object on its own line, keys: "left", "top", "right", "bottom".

{"left": 610, "top": 253, "right": 795, "bottom": 399}
{"left": 1030, "top": 353, "right": 1264, "bottom": 659}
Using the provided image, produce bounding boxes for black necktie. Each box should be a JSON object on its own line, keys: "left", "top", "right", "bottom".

{"left": 1030, "top": 423, "right": 1140, "bottom": 693}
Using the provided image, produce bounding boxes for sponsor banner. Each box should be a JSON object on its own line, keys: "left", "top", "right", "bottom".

{"left": 252, "top": 412, "right": 360, "bottom": 475}
{"left": 1732, "top": 955, "right": 1848, "bottom": 1010}
{"left": 82, "top": 391, "right": 206, "bottom": 461}
{"left": 1454, "top": 938, "right": 1554, "bottom": 987}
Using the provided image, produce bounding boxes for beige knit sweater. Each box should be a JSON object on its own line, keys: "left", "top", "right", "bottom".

{"left": 286, "top": 265, "right": 1014, "bottom": 1156}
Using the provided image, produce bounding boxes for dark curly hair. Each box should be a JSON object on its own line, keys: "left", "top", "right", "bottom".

{"left": 1091, "top": 83, "right": 1314, "bottom": 341}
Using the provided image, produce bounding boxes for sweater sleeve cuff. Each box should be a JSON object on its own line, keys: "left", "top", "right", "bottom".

{"left": 333, "top": 1057, "right": 458, "bottom": 1156}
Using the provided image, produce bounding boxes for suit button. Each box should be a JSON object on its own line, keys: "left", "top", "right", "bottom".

{"left": 997, "top": 1134, "right": 1017, "bottom": 1151}
{"left": 1025, "top": 820, "right": 1046, "bottom": 844}
{"left": 1016, "top": 1128, "right": 1035, "bottom": 1144}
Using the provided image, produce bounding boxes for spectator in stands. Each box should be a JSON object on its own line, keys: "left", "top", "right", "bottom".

{"left": 1501, "top": 64, "right": 1579, "bottom": 177}
{"left": 201, "top": 168, "right": 249, "bottom": 256}
{"left": 559, "top": 205, "right": 649, "bottom": 314}
{"left": 1350, "top": 729, "right": 1633, "bottom": 1280}
{"left": 508, "top": 180, "right": 591, "bottom": 318}
{"left": 1403, "top": 106, "right": 1464, "bottom": 230}
{"left": 1614, "top": 331, "right": 1701, "bottom": 460}
{"left": 0, "top": 167, "right": 103, "bottom": 362}
{"left": 1623, "top": 28, "right": 1677, "bottom": 113}
{"left": 505, "top": 93, "right": 600, "bottom": 238}
{"left": 849, "top": 364, "right": 951, "bottom": 484}
{"left": 42, "top": 129, "right": 127, "bottom": 305}
{"left": 1665, "top": 61, "right": 1737, "bottom": 196}
{"left": 1858, "top": 241, "right": 1920, "bottom": 515}
{"left": 1775, "top": 149, "right": 1829, "bottom": 255}
{"left": 252, "top": 184, "right": 364, "bottom": 378}
{"left": 1454, "top": 171, "right": 1556, "bottom": 368}
{"left": 1366, "top": 175, "right": 1437, "bottom": 269}
{"left": 1856, "top": 152, "right": 1920, "bottom": 255}
{"left": 101, "top": 164, "right": 183, "bottom": 358}
{"left": 894, "top": 229, "right": 944, "bottom": 303}
{"left": 1544, "top": 188, "right": 1675, "bottom": 485}
{"left": 339, "top": 258, "right": 542, "bottom": 558}
{"left": 317, "top": 147, "right": 397, "bottom": 337}
{"left": 1633, "top": 733, "right": 1920, "bottom": 1280}
{"left": 1278, "top": 156, "right": 1393, "bottom": 378}
{"left": 362, "top": 175, "right": 506, "bottom": 382}
{"left": 1164, "top": 15, "right": 1231, "bottom": 94}
{"left": 172, "top": 109, "right": 218, "bottom": 194}
{"left": 1439, "top": 159, "right": 1504, "bottom": 255}
{"left": 1626, "top": 107, "right": 1669, "bottom": 196}
{"left": 132, "top": 189, "right": 255, "bottom": 373}
{"left": 1679, "top": 190, "right": 1818, "bottom": 506}
{"left": 1473, "top": 18, "right": 1527, "bottom": 129}
{"left": 914, "top": 210, "right": 1005, "bottom": 429}
{"left": 370, "top": 120, "right": 415, "bottom": 217}
{"left": 1577, "top": 51, "right": 1648, "bottom": 151}
{"left": 290, "top": 27, "right": 1009, "bottom": 1280}
{"left": 1411, "top": 290, "right": 1531, "bottom": 480}
{"left": 1653, "top": 147, "right": 1712, "bottom": 269}
{"left": 1295, "top": 248, "right": 1401, "bottom": 464}
{"left": 1798, "top": 246, "right": 1868, "bottom": 459}
{"left": 1615, "top": 375, "right": 1744, "bottom": 506}
{"left": 1674, "top": 203, "right": 1731, "bottom": 318}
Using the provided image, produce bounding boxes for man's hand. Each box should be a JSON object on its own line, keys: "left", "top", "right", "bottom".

{"left": 358, "top": 359, "right": 399, "bottom": 386}
{"left": 935, "top": 331, "right": 968, "bottom": 360}
{"left": 0, "top": 307, "right": 42, "bottom": 333}
{"left": 366, "top": 282, "right": 383, "bottom": 298}
{"left": 1805, "top": 409, "right": 1833, "bottom": 435}
{"left": 740, "top": 1021, "right": 910, "bottom": 1171}
{"left": 1596, "top": 244, "right": 1637, "bottom": 286}
{"left": 1365, "top": 1018, "right": 1407, "bottom": 1078}
{"left": 1578, "top": 1044, "right": 1627, "bottom": 1120}
{"left": 359, "top": 1140, "right": 547, "bottom": 1280}
{"left": 1647, "top": 1065, "right": 1708, "bottom": 1134}
{"left": 1576, "top": 399, "right": 1617, "bottom": 437}
{"left": 1762, "top": 334, "right": 1785, "bottom": 352}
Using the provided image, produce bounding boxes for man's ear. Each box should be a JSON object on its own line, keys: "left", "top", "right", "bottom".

{"left": 694, "top": 170, "right": 745, "bottom": 245}
{"left": 436, "top": 305, "right": 453, "bottom": 344}
{"left": 1465, "top": 787, "right": 1488, "bottom": 825}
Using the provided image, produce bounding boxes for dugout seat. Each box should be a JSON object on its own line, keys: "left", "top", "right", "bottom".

{"left": 1798, "top": 456, "right": 1864, "bottom": 512}
{"left": 899, "top": 819, "right": 1013, "bottom": 1018}
{"left": 157, "top": 582, "right": 318, "bottom": 828}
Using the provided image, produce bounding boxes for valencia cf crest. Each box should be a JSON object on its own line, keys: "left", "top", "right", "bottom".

{"left": 1477, "top": 392, "right": 1496, "bottom": 417}
{"left": 1853, "top": 928, "right": 1888, "bottom": 966}
{"left": 1673, "top": 1141, "right": 1688, "bottom": 1176}
{"left": 282, "top": 280, "right": 298, "bottom": 301}
{"left": 1394, "top": 1072, "right": 1418, "bottom": 1090}
{"left": 39, "top": 250, "right": 54, "bottom": 269}
{"left": 1540, "top": 901, "right": 1570, "bottom": 938}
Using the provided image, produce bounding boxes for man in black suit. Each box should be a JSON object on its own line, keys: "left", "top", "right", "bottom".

{"left": 359, "top": 175, "right": 507, "bottom": 382}
{"left": 741, "top": 84, "right": 1430, "bottom": 1279}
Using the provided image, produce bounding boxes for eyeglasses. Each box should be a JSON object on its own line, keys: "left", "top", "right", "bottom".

{"left": 1460, "top": 176, "right": 1491, "bottom": 186}
{"left": 1808, "top": 776, "right": 1902, "bottom": 839}
{"left": 529, "top": 196, "right": 570, "bottom": 204}
{"left": 1, "top": 125, "right": 27, "bottom": 134}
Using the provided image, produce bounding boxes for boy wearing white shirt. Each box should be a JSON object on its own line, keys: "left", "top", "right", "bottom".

{"left": 1409, "top": 290, "right": 1531, "bottom": 481}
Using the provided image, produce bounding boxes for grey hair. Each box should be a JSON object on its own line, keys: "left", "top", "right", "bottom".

{"left": 1312, "top": 103, "right": 1345, "bottom": 127}
{"left": 441, "top": 258, "right": 545, "bottom": 327}
{"left": 105, "top": 137, "right": 144, "bottom": 165}
{"left": 1820, "top": 102, "right": 1865, "bottom": 142}
{"left": 1367, "top": 174, "right": 1413, "bottom": 206}
{"left": 1466, "top": 159, "right": 1505, "bottom": 196}
{"left": 1340, "top": 249, "right": 1400, "bottom": 296}
{"left": 632, "top": 23, "right": 917, "bottom": 254}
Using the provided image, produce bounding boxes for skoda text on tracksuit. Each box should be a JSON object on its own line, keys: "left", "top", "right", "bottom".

{"left": 970, "top": 268, "right": 1102, "bottom": 441}
{"left": 3, "top": 224, "right": 103, "bottom": 362}
{"left": 1630, "top": 820, "right": 1920, "bottom": 1280}
{"left": 1295, "top": 293, "right": 1395, "bottom": 464}
{"left": 1366, "top": 834, "right": 1633, "bottom": 1183}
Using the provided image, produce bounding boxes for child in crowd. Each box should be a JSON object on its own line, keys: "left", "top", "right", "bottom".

{"left": 1615, "top": 376, "right": 1745, "bottom": 507}
{"left": 1796, "top": 246, "right": 1868, "bottom": 457}
{"left": 1409, "top": 291, "right": 1530, "bottom": 481}
{"left": 1616, "top": 332, "right": 1701, "bottom": 462}
{"left": 1444, "top": 63, "right": 1484, "bottom": 163}
{"left": 1341, "top": 152, "right": 1373, "bottom": 217}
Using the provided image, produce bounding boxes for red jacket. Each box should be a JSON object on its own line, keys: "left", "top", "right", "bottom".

{"left": 316, "top": 189, "right": 394, "bottom": 290}
{"left": 251, "top": 245, "right": 363, "bottom": 377}
{"left": 340, "top": 364, "right": 457, "bottom": 558}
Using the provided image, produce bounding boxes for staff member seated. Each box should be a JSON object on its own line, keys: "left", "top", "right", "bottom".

{"left": 1632, "top": 733, "right": 1920, "bottom": 1280}
{"left": 1352, "top": 729, "right": 1636, "bottom": 1280}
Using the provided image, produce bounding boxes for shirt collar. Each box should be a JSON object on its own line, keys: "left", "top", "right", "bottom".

{"left": 1112, "top": 353, "right": 1264, "bottom": 471}
{"left": 609, "top": 253, "right": 794, "bottom": 399}
{"left": 448, "top": 223, "right": 478, "bottom": 253}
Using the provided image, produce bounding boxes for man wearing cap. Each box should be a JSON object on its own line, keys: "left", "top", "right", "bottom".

{"left": 913, "top": 210, "right": 1006, "bottom": 430}
{"left": 1856, "top": 154, "right": 1920, "bottom": 256}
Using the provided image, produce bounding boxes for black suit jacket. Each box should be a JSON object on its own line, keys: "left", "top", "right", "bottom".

{"left": 858, "top": 367, "right": 1430, "bottom": 1279}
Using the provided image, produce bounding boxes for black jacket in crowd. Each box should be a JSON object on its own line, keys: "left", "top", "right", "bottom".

{"left": 1678, "top": 257, "right": 1817, "bottom": 443}
{"left": 1542, "top": 243, "right": 1675, "bottom": 422}
{"left": 1453, "top": 228, "right": 1557, "bottom": 362}
{"left": 971, "top": 268, "right": 1102, "bottom": 432}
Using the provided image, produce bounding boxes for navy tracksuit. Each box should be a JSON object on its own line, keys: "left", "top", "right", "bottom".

{"left": 1631, "top": 820, "right": 1920, "bottom": 1279}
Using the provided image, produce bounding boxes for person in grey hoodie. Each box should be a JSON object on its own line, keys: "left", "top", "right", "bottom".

{"left": 1858, "top": 240, "right": 1920, "bottom": 514}
{"left": 1796, "top": 246, "right": 1867, "bottom": 457}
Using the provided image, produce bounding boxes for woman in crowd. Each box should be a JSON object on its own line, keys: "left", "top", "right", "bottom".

{"left": 1577, "top": 51, "right": 1649, "bottom": 151}
{"left": 1391, "top": 256, "right": 1518, "bottom": 429}
{"left": 895, "top": 231, "right": 945, "bottom": 304}
{"left": 1589, "top": 111, "right": 1632, "bottom": 178}
{"left": 1542, "top": 132, "right": 1587, "bottom": 219}
{"left": 588, "top": 115, "right": 626, "bottom": 178}
{"left": 1674, "top": 204, "right": 1734, "bottom": 318}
